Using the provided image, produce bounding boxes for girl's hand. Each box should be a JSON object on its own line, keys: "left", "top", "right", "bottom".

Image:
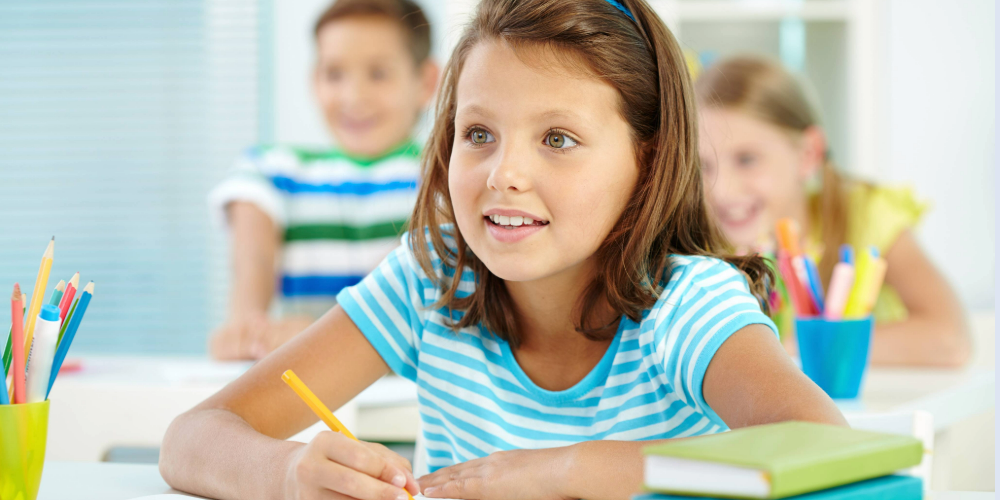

{"left": 284, "top": 431, "right": 419, "bottom": 500}
{"left": 418, "top": 447, "right": 573, "bottom": 500}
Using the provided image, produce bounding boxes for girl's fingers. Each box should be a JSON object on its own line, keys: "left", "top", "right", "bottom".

{"left": 422, "top": 476, "right": 484, "bottom": 499}
{"left": 318, "top": 432, "right": 410, "bottom": 491}
{"left": 306, "top": 458, "right": 407, "bottom": 500}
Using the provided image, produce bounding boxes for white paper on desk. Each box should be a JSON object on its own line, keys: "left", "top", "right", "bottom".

{"left": 127, "top": 495, "right": 207, "bottom": 499}
{"left": 129, "top": 494, "right": 460, "bottom": 500}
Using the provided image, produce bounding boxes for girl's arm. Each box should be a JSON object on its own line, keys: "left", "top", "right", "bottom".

{"left": 871, "top": 230, "right": 971, "bottom": 366}
{"left": 419, "top": 324, "right": 846, "bottom": 500}
{"left": 209, "top": 201, "right": 280, "bottom": 360}
{"left": 162, "top": 305, "right": 419, "bottom": 500}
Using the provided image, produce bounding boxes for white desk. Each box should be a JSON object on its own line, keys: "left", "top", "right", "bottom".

{"left": 45, "top": 356, "right": 417, "bottom": 461}
{"left": 35, "top": 462, "right": 993, "bottom": 500}
{"left": 46, "top": 354, "right": 995, "bottom": 458}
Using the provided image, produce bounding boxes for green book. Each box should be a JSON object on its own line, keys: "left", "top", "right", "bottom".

{"left": 643, "top": 421, "right": 923, "bottom": 499}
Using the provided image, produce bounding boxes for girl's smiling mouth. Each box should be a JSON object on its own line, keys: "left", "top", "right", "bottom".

{"left": 483, "top": 208, "right": 549, "bottom": 242}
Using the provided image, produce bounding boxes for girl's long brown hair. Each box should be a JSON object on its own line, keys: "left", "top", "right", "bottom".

{"left": 695, "top": 56, "right": 852, "bottom": 285}
{"left": 410, "top": 0, "right": 773, "bottom": 347}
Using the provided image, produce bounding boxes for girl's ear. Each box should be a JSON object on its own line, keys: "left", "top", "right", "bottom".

{"left": 799, "top": 125, "right": 827, "bottom": 179}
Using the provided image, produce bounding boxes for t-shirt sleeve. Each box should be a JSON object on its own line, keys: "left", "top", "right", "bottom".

{"left": 207, "top": 146, "right": 288, "bottom": 228}
{"left": 652, "top": 257, "right": 778, "bottom": 429}
{"left": 849, "top": 184, "right": 928, "bottom": 254}
{"left": 336, "top": 234, "right": 429, "bottom": 381}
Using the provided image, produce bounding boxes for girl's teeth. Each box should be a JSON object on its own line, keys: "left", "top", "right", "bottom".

{"left": 490, "top": 215, "right": 499, "bottom": 224}
{"left": 510, "top": 216, "right": 523, "bottom": 226}
{"left": 498, "top": 215, "right": 510, "bottom": 225}
{"left": 523, "top": 217, "right": 533, "bottom": 225}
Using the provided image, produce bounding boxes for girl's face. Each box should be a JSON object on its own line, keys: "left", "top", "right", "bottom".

{"left": 698, "top": 108, "right": 818, "bottom": 249}
{"left": 449, "top": 42, "right": 639, "bottom": 283}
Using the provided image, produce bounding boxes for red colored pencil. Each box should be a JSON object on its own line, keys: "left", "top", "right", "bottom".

{"left": 11, "top": 284, "right": 26, "bottom": 404}
{"left": 59, "top": 272, "right": 80, "bottom": 321}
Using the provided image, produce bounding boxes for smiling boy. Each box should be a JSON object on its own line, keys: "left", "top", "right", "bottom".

{"left": 208, "top": 0, "right": 438, "bottom": 360}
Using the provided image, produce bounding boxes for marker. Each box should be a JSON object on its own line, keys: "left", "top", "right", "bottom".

{"left": 26, "top": 304, "right": 61, "bottom": 403}
{"left": 824, "top": 263, "right": 856, "bottom": 319}
{"left": 858, "top": 258, "right": 888, "bottom": 316}
{"left": 843, "top": 251, "right": 874, "bottom": 318}
{"left": 839, "top": 244, "right": 855, "bottom": 265}
{"left": 804, "top": 258, "right": 825, "bottom": 309}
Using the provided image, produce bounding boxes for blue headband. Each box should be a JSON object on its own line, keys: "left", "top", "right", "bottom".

{"left": 605, "top": 0, "right": 636, "bottom": 22}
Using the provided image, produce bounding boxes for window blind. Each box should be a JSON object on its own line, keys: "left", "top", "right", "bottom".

{"left": 0, "top": 0, "right": 265, "bottom": 353}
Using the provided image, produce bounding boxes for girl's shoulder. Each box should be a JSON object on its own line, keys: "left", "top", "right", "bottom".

{"left": 649, "top": 255, "right": 755, "bottom": 316}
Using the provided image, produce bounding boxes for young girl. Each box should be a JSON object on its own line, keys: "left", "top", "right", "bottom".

{"left": 161, "top": 2, "right": 844, "bottom": 499}
{"left": 695, "top": 56, "right": 971, "bottom": 367}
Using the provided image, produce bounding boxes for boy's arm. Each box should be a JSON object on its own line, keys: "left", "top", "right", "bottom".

{"left": 209, "top": 201, "right": 282, "bottom": 359}
{"left": 419, "top": 325, "right": 846, "bottom": 500}
{"left": 163, "top": 305, "right": 417, "bottom": 500}
{"left": 873, "top": 230, "right": 971, "bottom": 366}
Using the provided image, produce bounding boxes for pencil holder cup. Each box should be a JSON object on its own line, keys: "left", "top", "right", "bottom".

{"left": 795, "top": 316, "right": 873, "bottom": 399}
{"left": 0, "top": 400, "right": 50, "bottom": 500}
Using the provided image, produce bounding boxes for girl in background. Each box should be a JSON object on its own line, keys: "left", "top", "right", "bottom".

{"left": 696, "top": 56, "right": 970, "bottom": 367}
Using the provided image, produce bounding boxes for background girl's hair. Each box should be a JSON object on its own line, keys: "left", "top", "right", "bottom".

{"left": 695, "top": 56, "right": 852, "bottom": 285}
{"left": 410, "top": 0, "right": 773, "bottom": 347}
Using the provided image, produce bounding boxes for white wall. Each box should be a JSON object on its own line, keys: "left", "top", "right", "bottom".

{"left": 886, "top": 0, "right": 995, "bottom": 310}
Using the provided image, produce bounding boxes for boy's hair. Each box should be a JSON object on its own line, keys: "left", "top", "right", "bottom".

{"left": 314, "top": 0, "right": 432, "bottom": 64}
{"left": 695, "top": 56, "right": 850, "bottom": 286}
{"left": 410, "top": 0, "right": 773, "bottom": 347}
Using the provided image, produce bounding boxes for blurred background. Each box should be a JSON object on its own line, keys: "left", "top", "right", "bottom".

{"left": 0, "top": 0, "right": 993, "bottom": 354}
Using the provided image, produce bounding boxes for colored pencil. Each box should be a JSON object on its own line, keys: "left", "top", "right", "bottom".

{"left": 58, "top": 272, "right": 79, "bottom": 322}
{"left": 23, "top": 237, "right": 54, "bottom": 355}
{"left": 48, "top": 280, "right": 65, "bottom": 307}
{"left": 47, "top": 282, "right": 92, "bottom": 398}
{"left": 2, "top": 293, "right": 25, "bottom": 396}
{"left": 11, "top": 284, "right": 26, "bottom": 404}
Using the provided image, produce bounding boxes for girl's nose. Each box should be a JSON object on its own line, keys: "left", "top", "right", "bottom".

{"left": 486, "top": 141, "right": 533, "bottom": 193}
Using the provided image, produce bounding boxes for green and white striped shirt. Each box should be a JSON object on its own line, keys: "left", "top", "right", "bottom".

{"left": 209, "top": 141, "right": 420, "bottom": 318}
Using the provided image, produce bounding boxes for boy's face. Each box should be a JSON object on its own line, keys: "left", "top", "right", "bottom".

{"left": 313, "top": 16, "right": 436, "bottom": 158}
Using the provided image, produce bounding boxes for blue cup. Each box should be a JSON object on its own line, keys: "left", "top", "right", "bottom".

{"left": 795, "top": 316, "right": 873, "bottom": 399}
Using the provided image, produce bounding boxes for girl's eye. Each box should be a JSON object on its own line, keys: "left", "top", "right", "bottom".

{"left": 468, "top": 128, "right": 495, "bottom": 145}
{"left": 736, "top": 152, "right": 756, "bottom": 167}
{"left": 544, "top": 131, "right": 577, "bottom": 149}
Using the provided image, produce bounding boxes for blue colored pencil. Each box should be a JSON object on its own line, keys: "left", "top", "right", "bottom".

{"left": 46, "top": 282, "right": 92, "bottom": 399}
{"left": 804, "top": 258, "right": 825, "bottom": 315}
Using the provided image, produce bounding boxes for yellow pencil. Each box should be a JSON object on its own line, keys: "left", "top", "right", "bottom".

{"left": 282, "top": 369, "right": 414, "bottom": 499}
{"left": 282, "top": 369, "right": 356, "bottom": 438}
{"left": 23, "top": 237, "right": 54, "bottom": 352}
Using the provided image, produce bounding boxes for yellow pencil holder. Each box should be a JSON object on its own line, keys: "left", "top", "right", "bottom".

{"left": 0, "top": 400, "right": 50, "bottom": 500}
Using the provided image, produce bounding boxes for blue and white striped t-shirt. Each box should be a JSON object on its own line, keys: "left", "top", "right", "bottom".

{"left": 337, "top": 231, "right": 777, "bottom": 473}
